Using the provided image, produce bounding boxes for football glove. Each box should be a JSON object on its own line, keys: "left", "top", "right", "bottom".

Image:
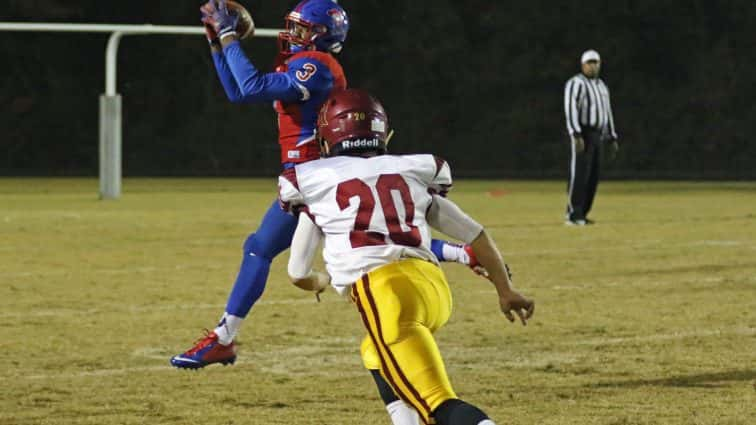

{"left": 200, "top": 2, "right": 220, "bottom": 44}
{"left": 201, "top": 0, "right": 239, "bottom": 41}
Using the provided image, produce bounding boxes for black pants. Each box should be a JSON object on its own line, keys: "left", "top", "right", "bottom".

{"left": 566, "top": 130, "right": 602, "bottom": 220}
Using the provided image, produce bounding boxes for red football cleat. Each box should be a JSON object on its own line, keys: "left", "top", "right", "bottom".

{"left": 170, "top": 330, "right": 237, "bottom": 369}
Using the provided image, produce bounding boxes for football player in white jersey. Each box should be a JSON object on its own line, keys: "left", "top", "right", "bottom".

{"left": 279, "top": 89, "right": 535, "bottom": 425}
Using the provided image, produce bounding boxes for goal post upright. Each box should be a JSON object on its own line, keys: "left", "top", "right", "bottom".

{"left": 0, "top": 22, "right": 281, "bottom": 199}
{"left": 100, "top": 30, "right": 124, "bottom": 199}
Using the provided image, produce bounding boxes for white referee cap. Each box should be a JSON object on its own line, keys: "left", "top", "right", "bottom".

{"left": 581, "top": 50, "right": 601, "bottom": 63}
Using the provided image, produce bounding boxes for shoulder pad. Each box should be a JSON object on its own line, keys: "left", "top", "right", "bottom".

{"left": 430, "top": 155, "right": 452, "bottom": 196}
{"left": 287, "top": 51, "right": 347, "bottom": 90}
{"left": 278, "top": 167, "right": 305, "bottom": 214}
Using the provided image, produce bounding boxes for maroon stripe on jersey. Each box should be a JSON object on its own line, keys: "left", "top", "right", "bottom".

{"left": 281, "top": 167, "right": 299, "bottom": 190}
{"left": 433, "top": 156, "right": 447, "bottom": 179}
{"left": 362, "top": 275, "right": 433, "bottom": 419}
{"left": 298, "top": 205, "right": 315, "bottom": 222}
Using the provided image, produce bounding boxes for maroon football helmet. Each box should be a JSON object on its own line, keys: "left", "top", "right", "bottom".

{"left": 317, "top": 89, "right": 389, "bottom": 157}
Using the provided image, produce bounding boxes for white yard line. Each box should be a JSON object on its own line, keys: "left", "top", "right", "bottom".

{"left": 689, "top": 240, "right": 745, "bottom": 247}
{"left": 541, "top": 275, "right": 756, "bottom": 292}
{"left": 20, "top": 363, "right": 367, "bottom": 381}
{"left": 569, "top": 327, "right": 756, "bottom": 346}
{"left": 2, "top": 240, "right": 753, "bottom": 278}
{"left": 23, "top": 365, "right": 169, "bottom": 380}
{"left": 2, "top": 264, "right": 227, "bottom": 278}
{"left": 21, "top": 337, "right": 363, "bottom": 381}
{"left": 506, "top": 240, "right": 753, "bottom": 257}
{"left": 10, "top": 328, "right": 754, "bottom": 382}
{"left": 0, "top": 297, "right": 345, "bottom": 319}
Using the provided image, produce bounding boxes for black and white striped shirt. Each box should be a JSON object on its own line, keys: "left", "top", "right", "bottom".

{"left": 564, "top": 74, "right": 617, "bottom": 140}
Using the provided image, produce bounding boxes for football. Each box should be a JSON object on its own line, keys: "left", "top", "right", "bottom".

{"left": 228, "top": 0, "right": 255, "bottom": 39}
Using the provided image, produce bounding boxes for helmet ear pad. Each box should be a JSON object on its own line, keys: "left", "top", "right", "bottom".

{"left": 317, "top": 89, "right": 389, "bottom": 157}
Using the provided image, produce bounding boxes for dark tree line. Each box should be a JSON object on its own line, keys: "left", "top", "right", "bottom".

{"left": 1, "top": 0, "right": 754, "bottom": 178}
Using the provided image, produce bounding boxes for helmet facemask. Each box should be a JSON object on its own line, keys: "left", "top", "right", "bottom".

{"left": 278, "top": 14, "right": 327, "bottom": 53}
{"left": 277, "top": 0, "right": 348, "bottom": 55}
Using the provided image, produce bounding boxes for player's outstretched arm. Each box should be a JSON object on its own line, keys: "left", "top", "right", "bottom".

{"left": 202, "top": 0, "right": 303, "bottom": 104}
{"left": 288, "top": 213, "right": 330, "bottom": 295}
{"left": 469, "top": 230, "right": 535, "bottom": 325}
{"left": 427, "top": 196, "right": 534, "bottom": 325}
{"left": 210, "top": 50, "right": 246, "bottom": 102}
{"left": 221, "top": 39, "right": 309, "bottom": 104}
{"left": 201, "top": 1, "right": 245, "bottom": 102}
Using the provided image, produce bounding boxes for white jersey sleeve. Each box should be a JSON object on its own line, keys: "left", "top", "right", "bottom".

{"left": 278, "top": 167, "right": 306, "bottom": 214}
{"left": 428, "top": 156, "right": 453, "bottom": 196}
{"left": 292, "top": 154, "right": 447, "bottom": 295}
{"left": 288, "top": 212, "right": 323, "bottom": 280}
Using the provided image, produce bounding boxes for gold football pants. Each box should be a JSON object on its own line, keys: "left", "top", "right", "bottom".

{"left": 352, "top": 258, "right": 457, "bottom": 425}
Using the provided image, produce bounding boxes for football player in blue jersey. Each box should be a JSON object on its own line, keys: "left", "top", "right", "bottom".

{"left": 170, "top": 2, "right": 477, "bottom": 423}
{"left": 169, "top": 0, "right": 350, "bottom": 370}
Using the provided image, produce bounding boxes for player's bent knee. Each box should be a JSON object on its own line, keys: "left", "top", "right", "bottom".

{"left": 242, "top": 233, "right": 278, "bottom": 261}
{"left": 361, "top": 335, "right": 382, "bottom": 370}
{"left": 242, "top": 233, "right": 257, "bottom": 252}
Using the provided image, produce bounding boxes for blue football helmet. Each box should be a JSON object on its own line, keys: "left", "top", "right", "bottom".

{"left": 278, "top": 0, "right": 349, "bottom": 54}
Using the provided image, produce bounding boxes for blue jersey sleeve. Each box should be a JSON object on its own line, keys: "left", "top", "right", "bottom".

{"left": 212, "top": 52, "right": 244, "bottom": 102}
{"left": 285, "top": 56, "right": 336, "bottom": 101}
{"left": 221, "top": 41, "right": 306, "bottom": 104}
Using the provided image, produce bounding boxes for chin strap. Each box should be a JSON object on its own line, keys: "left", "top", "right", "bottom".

{"left": 385, "top": 130, "right": 395, "bottom": 146}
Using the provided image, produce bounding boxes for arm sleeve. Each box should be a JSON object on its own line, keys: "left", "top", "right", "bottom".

{"left": 287, "top": 213, "right": 323, "bottom": 280}
{"left": 212, "top": 52, "right": 244, "bottom": 103}
{"left": 426, "top": 195, "right": 484, "bottom": 244}
{"left": 564, "top": 78, "right": 583, "bottom": 136}
{"left": 606, "top": 86, "right": 618, "bottom": 140}
{"left": 222, "top": 41, "right": 307, "bottom": 104}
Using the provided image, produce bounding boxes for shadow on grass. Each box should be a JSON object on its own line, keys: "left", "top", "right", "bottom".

{"left": 589, "top": 369, "right": 756, "bottom": 389}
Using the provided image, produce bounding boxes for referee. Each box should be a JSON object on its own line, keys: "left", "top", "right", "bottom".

{"left": 563, "top": 49, "right": 618, "bottom": 226}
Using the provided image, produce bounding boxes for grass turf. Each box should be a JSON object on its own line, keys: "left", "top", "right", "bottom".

{"left": 1, "top": 178, "right": 754, "bottom": 424}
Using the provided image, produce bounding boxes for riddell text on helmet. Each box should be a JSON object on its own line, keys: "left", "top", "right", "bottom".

{"left": 341, "top": 138, "right": 381, "bottom": 149}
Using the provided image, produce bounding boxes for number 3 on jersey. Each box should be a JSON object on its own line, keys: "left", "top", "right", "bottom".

{"left": 336, "top": 174, "right": 422, "bottom": 248}
{"left": 296, "top": 63, "right": 317, "bottom": 82}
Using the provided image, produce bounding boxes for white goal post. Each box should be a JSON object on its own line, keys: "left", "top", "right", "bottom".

{"left": 0, "top": 23, "right": 281, "bottom": 199}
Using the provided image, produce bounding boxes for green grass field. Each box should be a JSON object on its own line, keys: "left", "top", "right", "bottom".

{"left": 1, "top": 178, "right": 754, "bottom": 425}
